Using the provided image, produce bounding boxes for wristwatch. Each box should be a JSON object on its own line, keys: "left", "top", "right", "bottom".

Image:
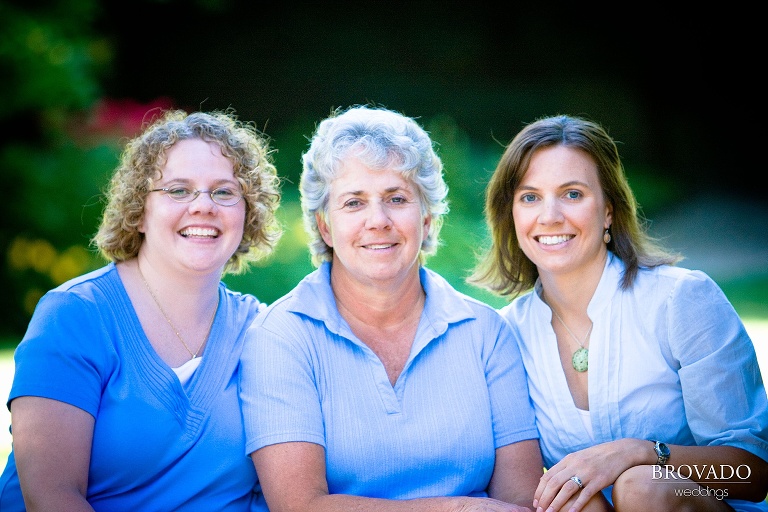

{"left": 651, "top": 440, "right": 670, "bottom": 465}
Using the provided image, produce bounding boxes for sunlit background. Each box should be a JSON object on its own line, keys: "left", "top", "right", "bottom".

{"left": 1, "top": 0, "right": 766, "bottom": 468}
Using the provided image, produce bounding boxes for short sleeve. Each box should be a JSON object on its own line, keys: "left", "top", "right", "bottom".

{"left": 9, "top": 290, "right": 114, "bottom": 417}
{"left": 239, "top": 312, "right": 326, "bottom": 456}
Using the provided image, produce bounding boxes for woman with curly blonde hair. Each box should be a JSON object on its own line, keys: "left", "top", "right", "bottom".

{"left": 0, "top": 109, "right": 281, "bottom": 511}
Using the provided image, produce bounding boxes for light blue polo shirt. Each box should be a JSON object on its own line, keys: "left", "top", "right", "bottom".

{"left": 240, "top": 262, "right": 538, "bottom": 498}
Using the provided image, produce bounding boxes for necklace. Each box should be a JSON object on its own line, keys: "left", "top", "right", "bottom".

{"left": 137, "top": 264, "right": 218, "bottom": 359}
{"left": 551, "top": 308, "right": 592, "bottom": 373}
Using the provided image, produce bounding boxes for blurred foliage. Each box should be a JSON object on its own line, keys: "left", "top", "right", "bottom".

{"left": 720, "top": 275, "right": 768, "bottom": 322}
{"left": 0, "top": 0, "right": 107, "bottom": 117}
{"left": 1, "top": 0, "right": 108, "bottom": 334}
{"left": 1, "top": 0, "right": 766, "bottom": 344}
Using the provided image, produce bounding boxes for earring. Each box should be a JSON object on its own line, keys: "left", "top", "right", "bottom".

{"left": 603, "top": 228, "right": 611, "bottom": 244}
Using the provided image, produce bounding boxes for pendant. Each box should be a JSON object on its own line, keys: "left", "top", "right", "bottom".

{"left": 572, "top": 347, "right": 589, "bottom": 372}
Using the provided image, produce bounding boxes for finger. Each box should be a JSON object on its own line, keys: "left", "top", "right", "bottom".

{"left": 533, "top": 470, "right": 562, "bottom": 509}
{"left": 568, "top": 487, "right": 598, "bottom": 512}
{"left": 540, "top": 476, "right": 583, "bottom": 512}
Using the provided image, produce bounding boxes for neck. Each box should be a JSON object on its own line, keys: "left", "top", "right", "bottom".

{"left": 538, "top": 250, "right": 607, "bottom": 317}
{"left": 134, "top": 255, "right": 221, "bottom": 314}
{"left": 331, "top": 265, "right": 425, "bottom": 329}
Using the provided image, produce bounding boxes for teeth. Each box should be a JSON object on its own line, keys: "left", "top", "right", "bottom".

{"left": 538, "top": 235, "right": 571, "bottom": 245}
{"left": 366, "top": 244, "right": 393, "bottom": 249}
{"left": 180, "top": 227, "right": 218, "bottom": 238}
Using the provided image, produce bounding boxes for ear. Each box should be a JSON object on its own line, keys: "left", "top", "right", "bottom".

{"left": 316, "top": 212, "right": 333, "bottom": 248}
{"left": 604, "top": 203, "right": 613, "bottom": 230}
{"left": 422, "top": 214, "right": 432, "bottom": 241}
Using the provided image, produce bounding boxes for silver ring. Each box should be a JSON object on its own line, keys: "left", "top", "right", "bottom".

{"left": 569, "top": 476, "right": 584, "bottom": 489}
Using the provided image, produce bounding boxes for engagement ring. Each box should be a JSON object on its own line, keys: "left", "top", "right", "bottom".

{"left": 569, "top": 476, "right": 584, "bottom": 489}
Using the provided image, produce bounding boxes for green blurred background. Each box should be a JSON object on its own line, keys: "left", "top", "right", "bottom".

{"left": 2, "top": 0, "right": 766, "bottom": 339}
{"left": 0, "top": 0, "right": 767, "bottom": 487}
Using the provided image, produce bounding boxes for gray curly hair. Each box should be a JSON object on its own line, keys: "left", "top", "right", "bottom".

{"left": 300, "top": 105, "right": 449, "bottom": 267}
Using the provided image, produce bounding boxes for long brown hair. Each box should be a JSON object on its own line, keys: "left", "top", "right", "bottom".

{"left": 469, "top": 114, "right": 680, "bottom": 298}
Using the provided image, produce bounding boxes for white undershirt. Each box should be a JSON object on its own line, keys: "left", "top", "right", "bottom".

{"left": 172, "top": 357, "right": 202, "bottom": 385}
{"left": 577, "top": 408, "right": 594, "bottom": 439}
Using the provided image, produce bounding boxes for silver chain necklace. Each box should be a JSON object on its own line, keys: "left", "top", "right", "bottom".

{"left": 551, "top": 309, "right": 592, "bottom": 372}
{"left": 137, "top": 263, "right": 218, "bottom": 359}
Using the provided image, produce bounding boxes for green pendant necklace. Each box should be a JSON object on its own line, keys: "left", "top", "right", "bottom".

{"left": 552, "top": 309, "right": 592, "bottom": 373}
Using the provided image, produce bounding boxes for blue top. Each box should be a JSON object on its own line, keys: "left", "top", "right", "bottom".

{"left": 502, "top": 253, "right": 768, "bottom": 511}
{"left": 0, "top": 263, "right": 263, "bottom": 511}
{"left": 240, "top": 262, "right": 539, "bottom": 499}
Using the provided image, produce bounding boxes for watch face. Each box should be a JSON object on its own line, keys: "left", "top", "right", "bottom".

{"left": 654, "top": 441, "right": 670, "bottom": 464}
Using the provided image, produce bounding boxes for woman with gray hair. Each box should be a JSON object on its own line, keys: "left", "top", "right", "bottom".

{"left": 0, "top": 109, "right": 281, "bottom": 511}
{"left": 240, "top": 105, "right": 544, "bottom": 511}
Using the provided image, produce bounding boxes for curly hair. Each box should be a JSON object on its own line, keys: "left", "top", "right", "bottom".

{"left": 469, "top": 114, "right": 680, "bottom": 297}
{"left": 92, "top": 109, "right": 282, "bottom": 274}
{"left": 300, "top": 104, "right": 449, "bottom": 267}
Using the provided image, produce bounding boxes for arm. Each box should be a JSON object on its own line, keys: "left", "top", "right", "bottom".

{"left": 488, "top": 439, "right": 543, "bottom": 508}
{"left": 252, "top": 441, "right": 534, "bottom": 512}
{"left": 11, "top": 396, "right": 95, "bottom": 512}
{"left": 533, "top": 438, "right": 638, "bottom": 512}
{"left": 534, "top": 439, "right": 768, "bottom": 511}
{"left": 656, "top": 444, "right": 768, "bottom": 501}
{"left": 536, "top": 271, "right": 768, "bottom": 511}
{"left": 669, "top": 271, "right": 768, "bottom": 501}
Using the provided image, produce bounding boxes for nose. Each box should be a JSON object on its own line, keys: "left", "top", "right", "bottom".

{"left": 365, "top": 201, "right": 392, "bottom": 229}
{"left": 189, "top": 191, "right": 218, "bottom": 214}
{"left": 537, "top": 197, "right": 563, "bottom": 225}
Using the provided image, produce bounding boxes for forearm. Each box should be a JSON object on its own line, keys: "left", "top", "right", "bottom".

{"left": 305, "top": 495, "right": 470, "bottom": 512}
{"left": 658, "top": 444, "right": 768, "bottom": 502}
{"left": 12, "top": 397, "right": 95, "bottom": 512}
{"left": 488, "top": 439, "right": 544, "bottom": 507}
{"left": 20, "top": 488, "right": 94, "bottom": 512}
{"left": 255, "top": 442, "right": 533, "bottom": 512}
{"left": 291, "top": 495, "right": 531, "bottom": 512}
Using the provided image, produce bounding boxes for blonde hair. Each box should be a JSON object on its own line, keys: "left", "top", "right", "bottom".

{"left": 92, "top": 109, "right": 282, "bottom": 274}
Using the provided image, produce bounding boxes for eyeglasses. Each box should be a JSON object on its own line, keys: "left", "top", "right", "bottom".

{"left": 149, "top": 186, "right": 243, "bottom": 207}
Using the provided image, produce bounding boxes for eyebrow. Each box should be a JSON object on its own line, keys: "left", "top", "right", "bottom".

{"left": 338, "top": 185, "right": 407, "bottom": 197}
{"left": 517, "top": 180, "right": 590, "bottom": 191}
{"left": 560, "top": 180, "right": 590, "bottom": 188}
{"left": 160, "top": 177, "right": 239, "bottom": 186}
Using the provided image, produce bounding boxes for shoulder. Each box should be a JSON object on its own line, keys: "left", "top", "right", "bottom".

{"left": 241, "top": 286, "right": 325, "bottom": 365}
{"left": 422, "top": 266, "right": 506, "bottom": 324}
{"left": 420, "top": 267, "right": 480, "bottom": 308}
{"left": 247, "top": 280, "right": 318, "bottom": 338}
{"left": 51, "top": 263, "right": 117, "bottom": 294}
{"left": 220, "top": 282, "right": 262, "bottom": 311}
{"left": 253, "top": 289, "right": 297, "bottom": 322}
{"left": 498, "top": 290, "right": 536, "bottom": 325}
{"left": 36, "top": 264, "right": 121, "bottom": 314}
{"left": 15, "top": 266, "right": 122, "bottom": 378}
{"left": 633, "top": 265, "right": 724, "bottom": 301}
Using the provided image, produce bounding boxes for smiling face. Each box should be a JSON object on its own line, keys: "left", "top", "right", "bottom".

{"left": 139, "top": 138, "right": 246, "bottom": 277}
{"left": 512, "top": 144, "right": 612, "bottom": 282}
{"left": 317, "top": 156, "right": 430, "bottom": 289}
